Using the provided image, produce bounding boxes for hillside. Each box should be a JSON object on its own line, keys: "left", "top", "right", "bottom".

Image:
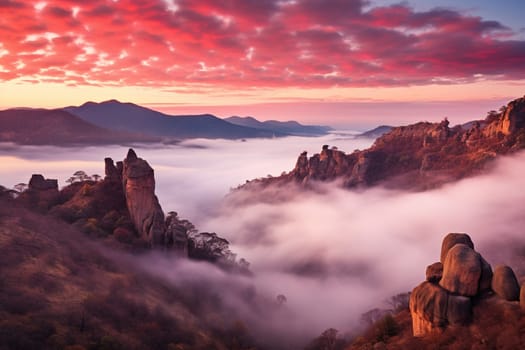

{"left": 0, "top": 197, "right": 263, "bottom": 350}
{"left": 0, "top": 150, "right": 278, "bottom": 349}
{"left": 65, "top": 100, "right": 282, "bottom": 140}
{"left": 224, "top": 116, "right": 332, "bottom": 136}
{"left": 238, "top": 95, "right": 525, "bottom": 192}
{"left": 0, "top": 108, "right": 156, "bottom": 145}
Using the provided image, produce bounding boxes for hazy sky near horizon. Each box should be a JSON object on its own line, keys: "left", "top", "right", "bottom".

{"left": 1, "top": 0, "right": 524, "bottom": 125}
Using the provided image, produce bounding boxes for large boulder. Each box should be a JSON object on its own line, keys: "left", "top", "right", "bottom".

{"left": 410, "top": 282, "right": 449, "bottom": 336}
{"left": 122, "top": 149, "right": 166, "bottom": 246}
{"left": 478, "top": 256, "right": 493, "bottom": 295}
{"left": 440, "top": 243, "right": 481, "bottom": 297}
{"left": 492, "top": 265, "right": 520, "bottom": 301}
{"left": 440, "top": 233, "right": 474, "bottom": 263}
{"left": 410, "top": 281, "right": 473, "bottom": 337}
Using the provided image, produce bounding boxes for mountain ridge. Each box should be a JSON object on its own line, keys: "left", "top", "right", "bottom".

{"left": 0, "top": 108, "right": 156, "bottom": 145}
{"left": 237, "top": 94, "right": 525, "bottom": 192}
{"left": 64, "top": 100, "right": 285, "bottom": 140}
{"left": 224, "top": 115, "right": 332, "bottom": 136}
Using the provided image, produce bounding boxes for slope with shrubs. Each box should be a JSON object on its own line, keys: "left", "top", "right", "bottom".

{"left": 0, "top": 198, "right": 260, "bottom": 350}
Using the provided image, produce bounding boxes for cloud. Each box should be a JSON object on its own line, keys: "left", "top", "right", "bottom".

{"left": 0, "top": 0, "right": 524, "bottom": 88}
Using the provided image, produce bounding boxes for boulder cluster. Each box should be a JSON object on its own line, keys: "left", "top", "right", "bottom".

{"left": 409, "top": 233, "right": 523, "bottom": 336}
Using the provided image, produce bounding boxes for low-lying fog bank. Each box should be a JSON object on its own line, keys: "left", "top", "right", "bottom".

{"left": 0, "top": 132, "right": 372, "bottom": 220}
{"left": 3, "top": 134, "right": 525, "bottom": 346}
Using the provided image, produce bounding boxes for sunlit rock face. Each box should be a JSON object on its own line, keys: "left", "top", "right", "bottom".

{"left": 241, "top": 96, "right": 525, "bottom": 191}
{"left": 409, "top": 232, "right": 525, "bottom": 337}
{"left": 440, "top": 243, "right": 482, "bottom": 297}
{"left": 122, "top": 148, "right": 166, "bottom": 246}
{"left": 440, "top": 233, "right": 474, "bottom": 263}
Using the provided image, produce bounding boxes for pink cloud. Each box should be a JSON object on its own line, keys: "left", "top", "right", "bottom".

{"left": 0, "top": 0, "right": 524, "bottom": 89}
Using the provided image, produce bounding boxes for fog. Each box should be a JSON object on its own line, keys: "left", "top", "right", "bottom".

{"left": 2, "top": 134, "right": 525, "bottom": 346}
{"left": 0, "top": 133, "right": 372, "bottom": 221}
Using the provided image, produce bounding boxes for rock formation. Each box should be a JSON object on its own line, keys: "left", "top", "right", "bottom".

{"left": 439, "top": 243, "right": 482, "bottom": 297}
{"left": 104, "top": 157, "right": 121, "bottom": 182}
{"left": 121, "top": 149, "right": 166, "bottom": 246}
{"left": 239, "top": 95, "right": 525, "bottom": 191}
{"left": 28, "top": 174, "right": 58, "bottom": 191}
{"left": 492, "top": 265, "right": 520, "bottom": 301}
{"left": 18, "top": 174, "right": 60, "bottom": 211}
{"left": 14, "top": 149, "right": 249, "bottom": 270}
{"left": 440, "top": 233, "right": 474, "bottom": 263}
{"left": 410, "top": 233, "right": 524, "bottom": 337}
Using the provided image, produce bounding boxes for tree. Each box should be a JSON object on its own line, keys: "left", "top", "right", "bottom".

{"left": 66, "top": 177, "right": 75, "bottom": 185}
{"left": 92, "top": 174, "right": 101, "bottom": 182}
{"left": 72, "top": 170, "right": 90, "bottom": 182}
{"left": 386, "top": 292, "right": 410, "bottom": 312}
{"left": 276, "top": 294, "right": 287, "bottom": 306}
{"left": 13, "top": 183, "right": 28, "bottom": 193}
{"left": 305, "top": 328, "right": 345, "bottom": 350}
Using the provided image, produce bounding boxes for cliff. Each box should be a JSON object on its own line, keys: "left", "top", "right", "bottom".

{"left": 241, "top": 95, "right": 525, "bottom": 191}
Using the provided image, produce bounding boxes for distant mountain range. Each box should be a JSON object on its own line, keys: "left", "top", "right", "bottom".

{"left": 356, "top": 125, "right": 393, "bottom": 138}
{"left": 0, "top": 108, "right": 154, "bottom": 145}
{"left": 224, "top": 116, "right": 332, "bottom": 136}
{"left": 64, "top": 100, "right": 281, "bottom": 140}
{"left": 0, "top": 100, "right": 333, "bottom": 145}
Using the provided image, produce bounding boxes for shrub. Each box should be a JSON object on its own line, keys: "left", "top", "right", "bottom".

{"left": 305, "top": 328, "right": 347, "bottom": 350}
{"left": 372, "top": 314, "right": 399, "bottom": 342}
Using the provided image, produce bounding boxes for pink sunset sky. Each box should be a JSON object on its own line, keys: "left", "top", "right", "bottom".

{"left": 1, "top": 0, "right": 524, "bottom": 127}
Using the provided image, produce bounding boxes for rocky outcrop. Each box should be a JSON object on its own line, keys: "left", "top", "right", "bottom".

{"left": 492, "top": 265, "right": 520, "bottom": 301}
{"left": 29, "top": 174, "right": 58, "bottom": 191}
{"left": 18, "top": 174, "right": 60, "bottom": 211}
{"left": 409, "top": 233, "right": 525, "bottom": 337}
{"left": 122, "top": 149, "right": 166, "bottom": 246}
{"left": 17, "top": 149, "right": 247, "bottom": 269}
{"left": 239, "top": 95, "right": 525, "bottom": 191}
{"left": 104, "top": 158, "right": 121, "bottom": 182}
